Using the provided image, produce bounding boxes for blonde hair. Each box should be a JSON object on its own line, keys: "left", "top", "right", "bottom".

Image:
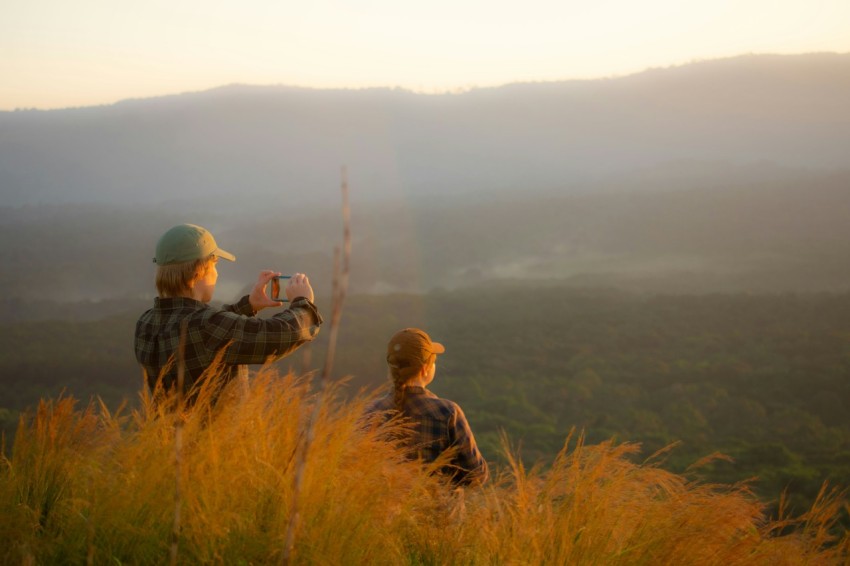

{"left": 156, "top": 256, "right": 216, "bottom": 298}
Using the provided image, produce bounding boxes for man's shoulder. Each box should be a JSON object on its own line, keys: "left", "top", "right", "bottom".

{"left": 136, "top": 307, "right": 155, "bottom": 324}
{"left": 136, "top": 299, "right": 232, "bottom": 331}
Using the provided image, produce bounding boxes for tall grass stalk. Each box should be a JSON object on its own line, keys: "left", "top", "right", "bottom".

{"left": 282, "top": 166, "right": 352, "bottom": 565}
{"left": 1, "top": 366, "right": 848, "bottom": 564}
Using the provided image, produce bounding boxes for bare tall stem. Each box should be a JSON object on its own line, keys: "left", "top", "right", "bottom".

{"left": 281, "top": 167, "right": 351, "bottom": 565}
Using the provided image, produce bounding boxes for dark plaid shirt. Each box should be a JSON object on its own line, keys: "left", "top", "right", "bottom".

{"left": 135, "top": 295, "right": 322, "bottom": 393}
{"left": 365, "top": 386, "right": 489, "bottom": 486}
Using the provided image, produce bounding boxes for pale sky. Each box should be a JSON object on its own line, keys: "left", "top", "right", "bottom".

{"left": 2, "top": 0, "right": 849, "bottom": 110}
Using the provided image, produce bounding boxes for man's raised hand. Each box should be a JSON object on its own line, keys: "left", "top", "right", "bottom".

{"left": 285, "top": 273, "right": 314, "bottom": 304}
{"left": 249, "top": 270, "right": 284, "bottom": 312}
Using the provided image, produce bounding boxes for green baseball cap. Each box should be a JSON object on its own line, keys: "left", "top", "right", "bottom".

{"left": 153, "top": 224, "right": 236, "bottom": 265}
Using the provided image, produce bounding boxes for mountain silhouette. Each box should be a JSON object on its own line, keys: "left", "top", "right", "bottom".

{"left": 1, "top": 52, "right": 848, "bottom": 207}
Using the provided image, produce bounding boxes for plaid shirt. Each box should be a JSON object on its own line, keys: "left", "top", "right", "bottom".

{"left": 135, "top": 295, "right": 322, "bottom": 393}
{"left": 365, "top": 386, "right": 489, "bottom": 486}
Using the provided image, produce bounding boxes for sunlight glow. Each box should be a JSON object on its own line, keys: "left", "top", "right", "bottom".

{"left": 1, "top": 0, "right": 849, "bottom": 109}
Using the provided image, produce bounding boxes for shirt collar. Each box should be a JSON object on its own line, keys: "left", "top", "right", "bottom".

{"left": 405, "top": 385, "right": 435, "bottom": 397}
{"left": 154, "top": 296, "right": 207, "bottom": 310}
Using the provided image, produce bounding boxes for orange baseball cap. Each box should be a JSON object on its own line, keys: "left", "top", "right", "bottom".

{"left": 386, "top": 328, "right": 445, "bottom": 369}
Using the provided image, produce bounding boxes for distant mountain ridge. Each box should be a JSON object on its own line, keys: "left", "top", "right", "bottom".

{"left": 1, "top": 52, "right": 849, "bottom": 207}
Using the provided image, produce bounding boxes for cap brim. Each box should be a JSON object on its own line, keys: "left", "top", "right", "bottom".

{"left": 214, "top": 248, "right": 236, "bottom": 262}
{"left": 431, "top": 341, "right": 446, "bottom": 354}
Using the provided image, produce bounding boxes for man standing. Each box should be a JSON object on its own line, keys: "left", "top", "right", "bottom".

{"left": 135, "top": 223, "right": 322, "bottom": 399}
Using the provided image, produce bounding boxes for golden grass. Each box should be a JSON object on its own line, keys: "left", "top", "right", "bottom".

{"left": 1, "top": 366, "right": 848, "bottom": 565}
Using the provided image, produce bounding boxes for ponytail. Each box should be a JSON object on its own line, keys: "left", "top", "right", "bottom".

{"left": 388, "top": 353, "right": 435, "bottom": 412}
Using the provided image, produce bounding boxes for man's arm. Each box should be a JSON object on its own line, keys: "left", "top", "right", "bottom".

{"left": 203, "top": 297, "right": 323, "bottom": 365}
{"left": 221, "top": 296, "right": 255, "bottom": 316}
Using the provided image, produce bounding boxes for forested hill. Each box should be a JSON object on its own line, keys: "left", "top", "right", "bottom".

{"left": 1, "top": 53, "right": 849, "bottom": 206}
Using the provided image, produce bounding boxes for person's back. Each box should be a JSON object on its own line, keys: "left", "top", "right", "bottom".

{"left": 364, "top": 328, "right": 488, "bottom": 486}
{"left": 135, "top": 224, "right": 323, "bottom": 399}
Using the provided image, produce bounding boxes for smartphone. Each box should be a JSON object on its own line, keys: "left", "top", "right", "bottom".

{"left": 269, "top": 275, "right": 292, "bottom": 303}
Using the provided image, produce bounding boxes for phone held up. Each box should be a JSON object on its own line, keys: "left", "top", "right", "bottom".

{"left": 268, "top": 275, "right": 292, "bottom": 303}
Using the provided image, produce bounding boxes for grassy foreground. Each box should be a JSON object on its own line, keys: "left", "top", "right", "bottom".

{"left": 1, "top": 367, "right": 848, "bottom": 565}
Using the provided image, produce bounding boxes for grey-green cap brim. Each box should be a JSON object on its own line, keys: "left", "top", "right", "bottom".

{"left": 212, "top": 248, "right": 236, "bottom": 262}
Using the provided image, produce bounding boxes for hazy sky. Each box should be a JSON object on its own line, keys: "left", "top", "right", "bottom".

{"left": 2, "top": 0, "right": 849, "bottom": 110}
